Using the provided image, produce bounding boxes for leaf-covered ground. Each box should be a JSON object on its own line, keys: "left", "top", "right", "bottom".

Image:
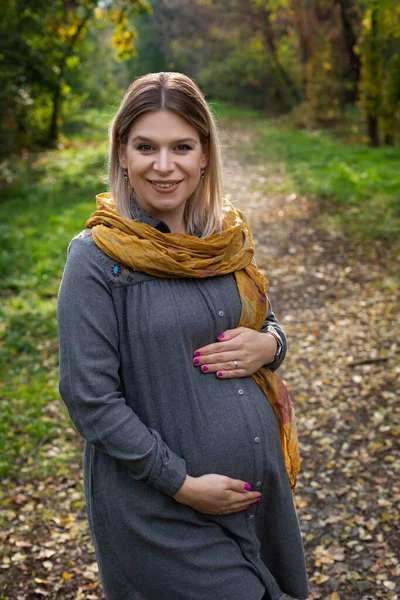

{"left": 0, "top": 121, "right": 399, "bottom": 600}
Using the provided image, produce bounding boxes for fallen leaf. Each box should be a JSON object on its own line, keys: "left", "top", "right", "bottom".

{"left": 384, "top": 580, "right": 396, "bottom": 590}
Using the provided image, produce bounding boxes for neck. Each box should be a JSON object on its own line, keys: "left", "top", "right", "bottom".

{"left": 152, "top": 211, "right": 187, "bottom": 235}
{"left": 168, "top": 221, "right": 188, "bottom": 235}
{"left": 131, "top": 199, "right": 187, "bottom": 234}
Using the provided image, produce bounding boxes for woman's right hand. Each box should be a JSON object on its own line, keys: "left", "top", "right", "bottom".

{"left": 173, "top": 474, "right": 262, "bottom": 515}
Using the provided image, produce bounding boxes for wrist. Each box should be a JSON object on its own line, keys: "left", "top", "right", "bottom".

{"left": 173, "top": 475, "right": 197, "bottom": 504}
{"left": 265, "top": 333, "right": 278, "bottom": 363}
{"left": 264, "top": 326, "right": 283, "bottom": 364}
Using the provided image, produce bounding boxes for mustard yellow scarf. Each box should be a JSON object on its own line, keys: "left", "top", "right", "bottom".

{"left": 86, "top": 193, "right": 300, "bottom": 490}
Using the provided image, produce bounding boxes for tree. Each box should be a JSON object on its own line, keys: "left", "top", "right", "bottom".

{"left": 358, "top": 0, "right": 400, "bottom": 146}
{"left": 334, "top": 0, "right": 361, "bottom": 103}
{"left": 0, "top": 0, "right": 151, "bottom": 150}
{"left": 249, "top": 0, "right": 302, "bottom": 106}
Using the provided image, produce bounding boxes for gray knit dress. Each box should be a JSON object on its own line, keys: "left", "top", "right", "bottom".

{"left": 57, "top": 205, "right": 309, "bottom": 600}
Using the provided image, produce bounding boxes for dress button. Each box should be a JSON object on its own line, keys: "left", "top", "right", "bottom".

{"left": 249, "top": 514, "right": 255, "bottom": 520}
{"left": 238, "top": 389, "right": 244, "bottom": 395}
{"left": 256, "top": 481, "right": 262, "bottom": 488}
{"left": 218, "top": 310, "right": 224, "bottom": 317}
{"left": 254, "top": 436, "right": 260, "bottom": 443}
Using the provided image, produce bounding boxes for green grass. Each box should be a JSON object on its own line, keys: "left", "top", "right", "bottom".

{"left": 0, "top": 113, "right": 110, "bottom": 480}
{"left": 0, "top": 105, "right": 398, "bottom": 481}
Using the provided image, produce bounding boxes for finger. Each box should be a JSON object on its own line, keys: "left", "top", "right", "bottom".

{"left": 194, "top": 341, "right": 240, "bottom": 358}
{"left": 219, "top": 498, "right": 262, "bottom": 515}
{"left": 216, "top": 328, "right": 247, "bottom": 341}
{"left": 200, "top": 364, "right": 248, "bottom": 377}
{"left": 193, "top": 353, "right": 247, "bottom": 373}
{"left": 193, "top": 351, "right": 239, "bottom": 367}
{"left": 226, "top": 479, "right": 257, "bottom": 494}
{"left": 215, "top": 369, "right": 249, "bottom": 379}
{"left": 228, "top": 491, "right": 262, "bottom": 503}
{"left": 194, "top": 328, "right": 248, "bottom": 356}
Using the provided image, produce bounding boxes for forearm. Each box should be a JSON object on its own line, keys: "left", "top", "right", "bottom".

{"left": 59, "top": 369, "right": 187, "bottom": 496}
{"left": 57, "top": 235, "right": 187, "bottom": 497}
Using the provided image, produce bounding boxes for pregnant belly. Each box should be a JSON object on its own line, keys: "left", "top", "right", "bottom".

{"left": 162, "top": 378, "right": 280, "bottom": 481}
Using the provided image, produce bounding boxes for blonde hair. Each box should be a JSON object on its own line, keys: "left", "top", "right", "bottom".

{"left": 109, "top": 72, "right": 223, "bottom": 238}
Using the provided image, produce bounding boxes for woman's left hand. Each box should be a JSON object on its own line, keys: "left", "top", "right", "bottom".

{"left": 193, "top": 327, "right": 278, "bottom": 378}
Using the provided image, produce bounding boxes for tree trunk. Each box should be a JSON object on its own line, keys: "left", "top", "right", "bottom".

{"left": 336, "top": 0, "right": 361, "bottom": 103}
{"left": 245, "top": 0, "right": 301, "bottom": 107}
{"left": 48, "top": 80, "right": 62, "bottom": 147}
{"left": 259, "top": 10, "right": 301, "bottom": 106}
{"left": 365, "top": 2, "right": 380, "bottom": 147}
{"left": 384, "top": 132, "right": 394, "bottom": 146}
{"left": 367, "top": 113, "right": 379, "bottom": 147}
{"left": 46, "top": 12, "right": 91, "bottom": 146}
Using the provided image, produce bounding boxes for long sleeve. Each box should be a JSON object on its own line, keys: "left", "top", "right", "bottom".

{"left": 57, "top": 233, "right": 187, "bottom": 497}
{"left": 260, "top": 297, "right": 287, "bottom": 371}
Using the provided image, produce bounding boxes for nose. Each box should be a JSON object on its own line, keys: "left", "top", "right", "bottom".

{"left": 154, "top": 148, "right": 174, "bottom": 174}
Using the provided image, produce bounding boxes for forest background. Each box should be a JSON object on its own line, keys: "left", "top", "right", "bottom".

{"left": 0, "top": 1, "right": 399, "bottom": 599}
{"left": 2, "top": 0, "right": 400, "bottom": 150}
{"left": 1, "top": 0, "right": 400, "bottom": 241}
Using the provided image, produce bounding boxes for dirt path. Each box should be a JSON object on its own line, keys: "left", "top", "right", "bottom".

{"left": 1, "top": 124, "right": 399, "bottom": 600}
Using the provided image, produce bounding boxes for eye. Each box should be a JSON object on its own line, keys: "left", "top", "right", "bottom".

{"left": 176, "top": 144, "right": 192, "bottom": 151}
{"left": 137, "top": 144, "right": 153, "bottom": 151}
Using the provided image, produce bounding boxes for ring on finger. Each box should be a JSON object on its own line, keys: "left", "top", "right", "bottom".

{"left": 233, "top": 360, "right": 238, "bottom": 369}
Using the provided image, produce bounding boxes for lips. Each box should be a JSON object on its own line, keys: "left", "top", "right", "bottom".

{"left": 150, "top": 180, "right": 181, "bottom": 186}
{"left": 148, "top": 180, "right": 183, "bottom": 193}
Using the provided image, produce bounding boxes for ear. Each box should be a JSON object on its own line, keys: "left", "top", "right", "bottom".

{"left": 118, "top": 144, "right": 128, "bottom": 170}
{"left": 200, "top": 144, "right": 209, "bottom": 169}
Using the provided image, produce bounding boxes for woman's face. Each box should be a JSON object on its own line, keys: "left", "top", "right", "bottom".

{"left": 119, "top": 110, "right": 208, "bottom": 227}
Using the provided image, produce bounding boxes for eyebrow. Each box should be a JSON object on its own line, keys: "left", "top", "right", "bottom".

{"left": 131, "top": 135, "right": 198, "bottom": 145}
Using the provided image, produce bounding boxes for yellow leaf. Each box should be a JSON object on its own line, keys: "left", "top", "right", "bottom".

{"left": 382, "top": 513, "right": 392, "bottom": 520}
{"left": 331, "top": 548, "right": 345, "bottom": 561}
{"left": 295, "top": 498, "right": 308, "bottom": 508}
{"left": 62, "top": 571, "right": 71, "bottom": 581}
{"left": 331, "top": 593, "right": 340, "bottom": 600}
{"left": 315, "top": 573, "right": 330, "bottom": 584}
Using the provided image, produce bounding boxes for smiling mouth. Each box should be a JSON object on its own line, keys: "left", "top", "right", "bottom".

{"left": 149, "top": 181, "right": 182, "bottom": 188}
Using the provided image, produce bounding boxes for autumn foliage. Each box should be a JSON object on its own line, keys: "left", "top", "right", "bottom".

{"left": 0, "top": 0, "right": 399, "bottom": 152}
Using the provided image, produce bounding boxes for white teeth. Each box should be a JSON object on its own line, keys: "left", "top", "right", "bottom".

{"left": 152, "top": 182, "right": 177, "bottom": 188}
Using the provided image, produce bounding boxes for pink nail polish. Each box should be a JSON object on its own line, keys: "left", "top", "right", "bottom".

{"left": 256, "top": 497, "right": 262, "bottom": 503}
{"left": 217, "top": 371, "right": 223, "bottom": 377}
{"left": 201, "top": 365, "right": 208, "bottom": 372}
{"left": 244, "top": 484, "right": 252, "bottom": 491}
{"left": 217, "top": 334, "right": 224, "bottom": 339}
{"left": 193, "top": 358, "right": 200, "bottom": 365}
{"left": 194, "top": 351, "right": 201, "bottom": 357}
{"left": 245, "top": 505, "right": 251, "bottom": 510}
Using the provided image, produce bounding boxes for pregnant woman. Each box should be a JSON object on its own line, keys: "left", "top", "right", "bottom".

{"left": 57, "top": 72, "right": 309, "bottom": 600}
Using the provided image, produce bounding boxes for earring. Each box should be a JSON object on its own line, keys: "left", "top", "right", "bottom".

{"left": 200, "top": 168, "right": 205, "bottom": 179}
{"left": 123, "top": 171, "right": 129, "bottom": 181}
